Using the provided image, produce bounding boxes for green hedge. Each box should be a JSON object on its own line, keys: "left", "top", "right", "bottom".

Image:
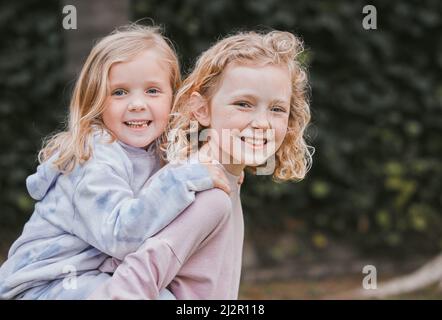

{"left": 133, "top": 0, "right": 442, "bottom": 256}
{"left": 0, "top": 0, "right": 441, "bottom": 259}
{"left": 0, "top": 0, "right": 64, "bottom": 244}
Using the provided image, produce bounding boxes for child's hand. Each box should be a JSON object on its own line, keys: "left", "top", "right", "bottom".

{"left": 203, "top": 163, "right": 231, "bottom": 195}
{"left": 238, "top": 170, "right": 245, "bottom": 185}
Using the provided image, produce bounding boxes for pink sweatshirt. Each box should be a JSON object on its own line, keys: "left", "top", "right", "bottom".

{"left": 88, "top": 163, "right": 244, "bottom": 299}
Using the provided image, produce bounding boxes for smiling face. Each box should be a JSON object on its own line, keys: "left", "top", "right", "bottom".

{"left": 197, "top": 63, "right": 292, "bottom": 174}
{"left": 102, "top": 49, "right": 173, "bottom": 149}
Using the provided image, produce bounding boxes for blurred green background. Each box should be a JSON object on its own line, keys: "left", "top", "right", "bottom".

{"left": 0, "top": 0, "right": 441, "bottom": 298}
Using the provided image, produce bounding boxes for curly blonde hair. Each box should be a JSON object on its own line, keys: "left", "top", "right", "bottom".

{"left": 39, "top": 23, "right": 181, "bottom": 174}
{"left": 162, "top": 30, "right": 313, "bottom": 181}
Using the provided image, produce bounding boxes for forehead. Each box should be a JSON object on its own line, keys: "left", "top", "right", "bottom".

{"left": 108, "top": 48, "right": 170, "bottom": 83}
{"left": 216, "top": 63, "right": 292, "bottom": 98}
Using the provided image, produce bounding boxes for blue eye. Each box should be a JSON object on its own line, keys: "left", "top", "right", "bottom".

{"left": 236, "top": 102, "right": 252, "bottom": 108}
{"left": 112, "top": 89, "right": 127, "bottom": 96}
{"left": 271, "top": 106, "right": 287, "bottom": 113}
{"left": 146, "top": 88, "right": 160, "bottom": 95}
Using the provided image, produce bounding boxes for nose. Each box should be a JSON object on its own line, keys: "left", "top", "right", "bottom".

{"left": 251, "top": 108, "right": 271, "bottom": 129}
{"left": 127, "top": 99, "right": 147, "bottom": 112}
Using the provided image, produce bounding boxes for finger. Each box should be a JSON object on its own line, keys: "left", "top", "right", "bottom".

{"left": 238, "top": 171, "right": 245, "bottom": 185}
{"left": 215, "top": 180, "right": 231, "bottom": 195}
{"left": 199, "top": 152, "right": 214, "bottom": 164}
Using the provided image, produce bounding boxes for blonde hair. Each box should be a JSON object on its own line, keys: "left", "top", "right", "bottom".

{"left": 163, "top": 30, "right": 313, "bottom": 181}
{"left": 39, "top": 23, "right": 181, "bottom": 174}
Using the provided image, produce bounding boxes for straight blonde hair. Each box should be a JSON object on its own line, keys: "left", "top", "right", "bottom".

{"left": 39, "top": 23, "right": 181, "bottom": 174}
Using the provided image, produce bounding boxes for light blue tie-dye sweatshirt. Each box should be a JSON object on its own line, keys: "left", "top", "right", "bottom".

{"left": 0, "top": 130, "right": 213, "bottom": 299}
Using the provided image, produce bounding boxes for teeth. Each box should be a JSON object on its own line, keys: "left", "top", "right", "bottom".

{"left": 241, "top": 137, "right": 267, "bottom": 146}
{"left": 124, "top": 120, "right": 151, "bottom": 128}
{"left": 126, "top": 121, "right": 149, "bottom": 125}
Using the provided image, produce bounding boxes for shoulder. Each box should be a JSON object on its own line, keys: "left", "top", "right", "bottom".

{"left": 91, "top": 130, "right": 128, "bottom": 163}
{"left": 173, "top": 188, "right": 233, "bottom": 227}
{"left": 194, "top": 188, "right": 232, "bottom": 216}
{"left": 88, "top": 130, "right": 132, "bottom": 173}
{"left": 73, "top": 130, "right": 133, "bottom": 183}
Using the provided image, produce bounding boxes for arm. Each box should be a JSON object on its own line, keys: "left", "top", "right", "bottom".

{"left": 73, "top": 162, "right": 213, "bottom": 260}
{"left": 88, "top": 189, "right": 231, "bottom": 300}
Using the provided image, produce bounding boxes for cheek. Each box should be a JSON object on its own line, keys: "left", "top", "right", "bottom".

{"left": 103, "top": 99, "right": 124, "bottom": 121}
{"left": 273, "top": 118, "right": 289, "bottom": 146}
{"left": 102, "top": 106, "right": 116, "bottom": 128}
{"left": 152, "top": 105, "right": 171, "bottom": 125}
{"left": 212, "top": 108, "right": 247, "bottom": 131}
{"left": 156, "top": 95, "right": 172, "bottom": 119}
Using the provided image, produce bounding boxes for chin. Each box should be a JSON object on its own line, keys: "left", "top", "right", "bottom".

{"left": 228, "top": 153, "right": 268, "bottom": 167}
{"left": 124, "top": 138, "right": 152, "bottom": 149}
{"left": 244, "top": 159, "right": 270, "bottom": 167}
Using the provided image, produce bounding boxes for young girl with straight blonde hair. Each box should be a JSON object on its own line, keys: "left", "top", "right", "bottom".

{"left": 0, "top": 23, "right": 231, "bottom": 300}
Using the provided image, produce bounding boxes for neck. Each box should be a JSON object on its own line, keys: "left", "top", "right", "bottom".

{"left": 222, "top": 163, "right": 245, "bottom": 176}
{"left": 199, "top": 143, "right": 245, "bottom": 176}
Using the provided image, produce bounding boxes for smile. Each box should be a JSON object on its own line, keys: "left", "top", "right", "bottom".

{"left": 240, "top": 136, "right": 268, "bottom": 148}
{"left": 124, "top": 120, "right": 152, "bottom": 129}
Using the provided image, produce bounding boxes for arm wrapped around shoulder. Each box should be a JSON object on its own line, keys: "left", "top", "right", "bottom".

{"left": 88, "top": 188, "right": 233, "bottom": 300}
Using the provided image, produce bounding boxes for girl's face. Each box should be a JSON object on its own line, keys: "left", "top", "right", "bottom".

{"left": 202, "top": 63, "right": 291, "bottom": 175}
{"left": 102, "top": 49, "right": 173, "bottom": 149}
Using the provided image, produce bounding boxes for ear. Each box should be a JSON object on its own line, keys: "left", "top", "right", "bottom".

{"left": 189, "top": 92, "right": 210, "bottom": 127}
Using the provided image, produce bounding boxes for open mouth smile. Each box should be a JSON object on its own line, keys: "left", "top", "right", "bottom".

{"left": 240, "top": 136, "right": 268, "bottom": 148}
{"left": 123, "top": 120, "right": 152, "bottom": 129}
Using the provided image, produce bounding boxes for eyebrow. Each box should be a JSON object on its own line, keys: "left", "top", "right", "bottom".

{"left": 230, "top": 93, "right": 258, "bottom": 102}
{"left": 230, "top": 93, "right": 290, "bottom": 106}
{"left": 109, "top": 80, "right": 167, "bottom": 88}
{"left": 270, "top": 99, "right": 290, "bottom": 106}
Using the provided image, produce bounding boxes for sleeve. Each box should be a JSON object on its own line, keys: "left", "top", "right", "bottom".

{"left": 72, "top": 162, "right": 214, "bottom": 260}
{"left": 87, "top": 189, "right": 231, "bottom": 300}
